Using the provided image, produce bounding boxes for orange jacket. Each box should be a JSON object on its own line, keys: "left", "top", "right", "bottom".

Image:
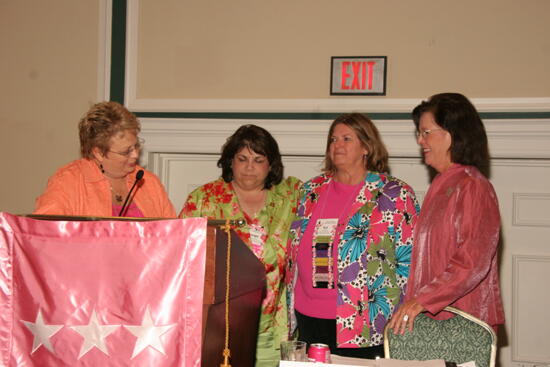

{"left": 34, "top": 158, "right": 176, "bottom": 218}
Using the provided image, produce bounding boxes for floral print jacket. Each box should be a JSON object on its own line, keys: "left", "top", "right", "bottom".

{"left": 181, "top": 176, "right": 301, "bottom": 346}
{"left": 287, "top": 172, "right": 419, "bottom": 347}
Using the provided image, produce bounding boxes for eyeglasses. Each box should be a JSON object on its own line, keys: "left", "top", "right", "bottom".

{"left": 415, "top": 128, "right": 444, "bottom": 139}
{"left": 109, "top": 138, "right": 144, "bottom": 157}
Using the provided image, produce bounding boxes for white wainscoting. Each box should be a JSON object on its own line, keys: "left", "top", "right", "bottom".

{"left": 512, "top": 255, "right": 550, "bottom": 364}
{"left": 138, "top": 116, "right": 550, "bottom": 367}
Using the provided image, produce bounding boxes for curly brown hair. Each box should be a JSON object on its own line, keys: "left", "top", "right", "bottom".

{"left": 217, "top": 124, "right": 283, "bottom": 189}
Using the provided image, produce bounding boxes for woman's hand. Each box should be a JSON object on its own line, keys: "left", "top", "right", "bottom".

{"left": 388, "top": 298, "right": 425, "bottom": 335}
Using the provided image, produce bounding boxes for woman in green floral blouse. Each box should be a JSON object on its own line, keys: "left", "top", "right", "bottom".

{"left": 180, "top": 124, "right": 301, "bottom": 367}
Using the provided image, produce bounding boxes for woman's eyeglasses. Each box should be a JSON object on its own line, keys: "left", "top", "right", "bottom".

{"left": 415, "top": 128, "right": 443, "bottom": 139}
{"left": 109, "top": 138, "right": 144, "bottom": 157}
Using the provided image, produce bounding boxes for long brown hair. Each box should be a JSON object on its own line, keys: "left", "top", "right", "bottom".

{"left": 323, "top": 113, "right": 389, "bottom": 174}
{"left": 412, "top": 93, "right": 490, "bottom": 176}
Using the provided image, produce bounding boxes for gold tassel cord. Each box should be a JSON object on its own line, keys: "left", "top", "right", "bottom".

{"left": 219, "top": 220, "right": 232, "bottom": 367}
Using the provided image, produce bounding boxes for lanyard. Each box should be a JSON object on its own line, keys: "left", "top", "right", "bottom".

{"left": 311, "top": 180, "right": 361, "bottom": 289}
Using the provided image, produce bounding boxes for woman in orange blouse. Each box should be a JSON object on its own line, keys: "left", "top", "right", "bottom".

{"left": 35, "top": 101, "right": 175, "bottom": 218}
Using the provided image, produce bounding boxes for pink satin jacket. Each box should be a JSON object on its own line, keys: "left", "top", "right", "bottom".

{"left": 406, "top": 164, "right": 505, "bottom": 326}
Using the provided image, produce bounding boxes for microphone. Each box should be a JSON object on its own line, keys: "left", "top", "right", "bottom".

{"left": 118, "top": 169, "right": 144, "bottom": 217}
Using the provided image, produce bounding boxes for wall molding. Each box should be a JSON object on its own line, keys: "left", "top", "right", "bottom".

{"left": 139, "top": 117, "right": 550, "bottom": 169}
{"left": 97, "top": 0, "right": 111, "bottom": 101}
{"left": 512, "top": 193, "right": 550, "bottom": 227}
{"left": 150, "top": 153, "right": 219, "bottom": 196}
{"left": 491, "top": 159, "right": 550, "bottom": 168}
{"left": 127, "top": 97, "right": 550, "bottom": 114}
{"left": 512, "top": 255, "right": 550, "bottom": 363}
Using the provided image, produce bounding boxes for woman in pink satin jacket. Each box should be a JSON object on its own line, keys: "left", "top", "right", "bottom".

{"left": 389, "top": 93, "right": 505, "bottom": 334}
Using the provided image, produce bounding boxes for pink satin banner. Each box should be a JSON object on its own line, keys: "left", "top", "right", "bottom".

{"left": 0, "top": 213, "right": 207, "bottom": 366}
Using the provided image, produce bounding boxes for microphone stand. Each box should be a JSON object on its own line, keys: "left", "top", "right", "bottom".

{"left": 118, "top": 170, "right": 144, "bottom": 217}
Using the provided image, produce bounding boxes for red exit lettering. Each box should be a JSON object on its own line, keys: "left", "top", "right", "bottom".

{"left": 340, "top": 61, "right": 376, "bottom": 90}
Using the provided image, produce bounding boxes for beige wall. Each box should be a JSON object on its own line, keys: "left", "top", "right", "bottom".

{"left": 0, "top": 1, "right": 99, "bottom": 214}
{"left": 1, "top": 2, "right": 550, "bottom": 366}
{"left": 137, "top": 0, "right": 550, "bottom": 99}
{"left": 1, "top": 0, "right": 550, "bottom": 214}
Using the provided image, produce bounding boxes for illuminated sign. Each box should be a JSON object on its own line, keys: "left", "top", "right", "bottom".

{"left": 330, "top": 56, "right": 387, "bottom": 95}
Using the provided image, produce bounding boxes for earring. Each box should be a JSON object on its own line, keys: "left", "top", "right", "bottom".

{"left": 100, "top": 164, "right": 105, "bottom": 173}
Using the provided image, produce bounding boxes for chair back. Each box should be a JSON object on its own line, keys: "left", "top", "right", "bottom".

{"left": 384, "top": 306, "right": 497, "bottom": 367}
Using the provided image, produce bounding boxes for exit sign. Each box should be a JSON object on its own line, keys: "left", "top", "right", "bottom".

{"left": 330, "top": 56, "right": 387, "bottom": 95}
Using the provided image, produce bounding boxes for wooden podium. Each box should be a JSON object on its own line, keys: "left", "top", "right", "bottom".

{"left": 202, "top": 222, "right": 265, "bottom": 367}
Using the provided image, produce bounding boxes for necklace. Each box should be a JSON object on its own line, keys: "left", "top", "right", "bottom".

{"left": 104, "top": 171, "right": 127, "bottom": 205}
{"left": 233, "top": 185, "right": 267, "bottom": 219}
{"left": 110, "top": 187, "right": 124, "bottom": 204}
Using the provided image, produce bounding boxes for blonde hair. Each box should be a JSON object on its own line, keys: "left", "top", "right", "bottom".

{"left": 78, "top": 101, "right": 140, "bottom": 159}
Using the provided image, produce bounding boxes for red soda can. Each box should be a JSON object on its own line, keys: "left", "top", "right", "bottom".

{"left": 308, "top": 343, "right": 331, "bottom": 363}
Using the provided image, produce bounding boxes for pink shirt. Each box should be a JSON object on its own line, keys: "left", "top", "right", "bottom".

{"left": 112, "top": 202, "right": 145, "bottom": 218}
{"left": 295, "top": 179, "right": 362, "bottom": 319}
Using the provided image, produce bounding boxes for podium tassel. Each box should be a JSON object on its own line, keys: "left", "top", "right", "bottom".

{"left": 220, "top": 348, "right": 231, "bottom": 367}
{"left": 219, "top": 220, "right": 233, "bottom": 367}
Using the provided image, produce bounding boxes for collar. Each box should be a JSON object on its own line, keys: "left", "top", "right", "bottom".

{"left": 80, "top": 158, "right": 107, "bottom": 183}
{"left": 80, "top": 158, "right": 143, "bottom": 185}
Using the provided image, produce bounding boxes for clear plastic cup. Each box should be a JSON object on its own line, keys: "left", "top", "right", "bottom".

{"left": 280, "top": 340, "right": 308, "bottom": 361}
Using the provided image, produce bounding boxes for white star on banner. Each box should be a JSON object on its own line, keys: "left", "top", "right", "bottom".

{"left": 21, "top": 309, "right": 64, "bottom": 354}
{"left": 124, "top": 306, "right": 177, "bottom": 359}
{"left": 70, "top": 310, "right": 120, "bottom": 359}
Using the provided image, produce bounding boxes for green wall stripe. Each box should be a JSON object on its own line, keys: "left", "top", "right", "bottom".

{"left": 109, "top": 0, "right": 127, "bottom": 104}
{"left": 134, "top": 111, "right": 550, "bottom": 120}
{"left": 480, "top": 112, "right": 550, "bottom": 119}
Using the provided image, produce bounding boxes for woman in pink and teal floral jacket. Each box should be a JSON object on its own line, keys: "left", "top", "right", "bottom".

{"left": 286, "top": 113, "right": 419, "bottom": 359}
